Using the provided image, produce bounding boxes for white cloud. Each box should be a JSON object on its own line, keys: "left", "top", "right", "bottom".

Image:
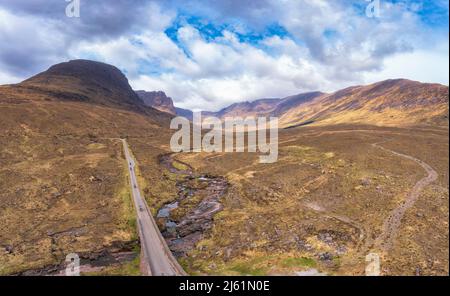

{"left": 0, "top": 69, "right": 22, "bottom": 84}
{"left": 364, "top": 41, "right": 450, "bottom": 85}
{"left": 128, "top": 26, "right": 337, "bottom": 110}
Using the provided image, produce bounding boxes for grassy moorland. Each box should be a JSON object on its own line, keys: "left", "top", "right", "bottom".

{"left": 167, "top": 124, "right": 449, "bottom": 275}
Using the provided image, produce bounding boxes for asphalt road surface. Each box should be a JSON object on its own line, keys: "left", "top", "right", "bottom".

{"left": 121, "top": 139, "right": 185, "bottom": 276}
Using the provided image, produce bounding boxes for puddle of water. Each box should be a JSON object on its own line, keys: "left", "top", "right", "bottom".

{"left": 157, "top": 202, "right": 179, "bottom": 218}
{"left": 166, "top": 221, "right": 177, "bottom": 228}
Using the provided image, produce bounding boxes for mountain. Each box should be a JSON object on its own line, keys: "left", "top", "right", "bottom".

{"left": 21, "top": 59, "right": 151, "bottom": 113}
{"left": 272, "top": 92, "right": 324, "bottom": 116}
{"left": 203, "top": 98, "right": 281, "bottom": 118}
{"left": 135, "top": 90, "right": 195, "bottom": 119}
{"left": 0, "top": 59, "right": 173, "bottom": 274}
{"left": 279, "top": 79, "right": 448, "bottom": 127}
{"left": 202, "top": 79, "right": 448, "bottom": 127}
{"left": 136, "top": 90, "right": 176, "bottom": 115}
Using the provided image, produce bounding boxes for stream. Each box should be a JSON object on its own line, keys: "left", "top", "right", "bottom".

{"left": 157, "top": 154, "right": 228, "bottom": 257}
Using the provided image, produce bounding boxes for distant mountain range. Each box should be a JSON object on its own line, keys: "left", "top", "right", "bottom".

{"left": 144, "top": 79, "right": 448, "bottom": 128}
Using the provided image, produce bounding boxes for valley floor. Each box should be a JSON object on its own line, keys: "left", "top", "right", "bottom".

{"left": 149, "top": 124, "right": 449, "bottom": 276}
{"left": 1, "top": 118, "right": 448, "bottom": 276}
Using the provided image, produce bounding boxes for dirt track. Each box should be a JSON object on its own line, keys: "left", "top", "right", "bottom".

{"left": 372, "top": 141, "right": 438, "bottom": 251}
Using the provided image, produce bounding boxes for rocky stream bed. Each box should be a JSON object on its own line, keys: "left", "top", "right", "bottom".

{"left": 157, "top": 154, "right": 229, "bottom": 257}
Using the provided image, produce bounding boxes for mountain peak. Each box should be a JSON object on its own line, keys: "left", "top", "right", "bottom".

{"left": 21, "top": 59, "right": 145, "bottom": 111}
{"left": 25, "top": 60, "right": 131, "bottom": 89}
{"left": 136, "top": 90, "right": 176, "bottom": 115}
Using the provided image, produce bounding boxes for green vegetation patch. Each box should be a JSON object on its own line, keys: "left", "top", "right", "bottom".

{"left": 86, "top": 143, "right": 106, "bottom": 150}
{"left": 281, "top": 257, "right": 317, "bottom": 269}
{"left": 119, "top": 165, "right": 138, "bottom": 241}
{"left": 172, "top": 160, "right": 189, "bottom": 171}
{"left": 228, "top": 257, "right": 271, "bottom": 276}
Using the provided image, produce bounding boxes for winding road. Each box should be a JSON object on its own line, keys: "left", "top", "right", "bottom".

{"left": 121, "top": 139, "right": 186, "bottom": 276}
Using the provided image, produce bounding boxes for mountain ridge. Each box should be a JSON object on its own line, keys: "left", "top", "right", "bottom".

{"left": 188, "top": 78, "right": 448, "bottom": 127}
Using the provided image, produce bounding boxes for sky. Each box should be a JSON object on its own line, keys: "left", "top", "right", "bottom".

{"left": 0, "top": 0, "right": 448, "bottom": 111}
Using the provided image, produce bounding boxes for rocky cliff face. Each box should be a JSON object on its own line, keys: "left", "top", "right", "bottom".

{"left": 136, "top": 90, "right": 176, "bottom": 115}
